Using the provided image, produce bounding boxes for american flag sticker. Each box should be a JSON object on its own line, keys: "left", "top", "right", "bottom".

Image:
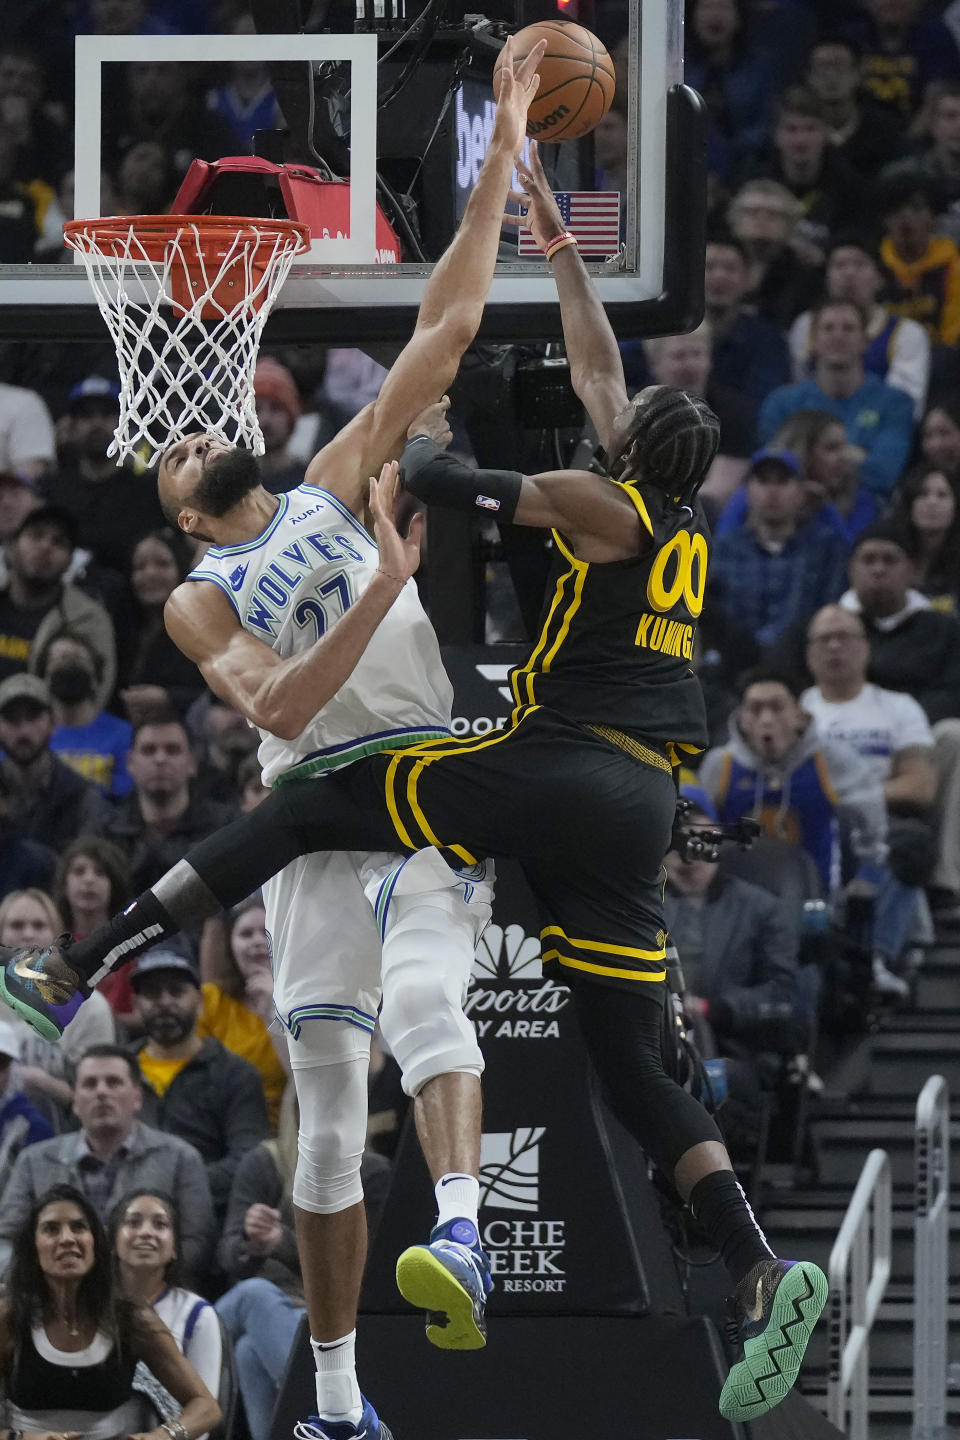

{"left": 518, "top": 192, "right": 621, "bottom": 258}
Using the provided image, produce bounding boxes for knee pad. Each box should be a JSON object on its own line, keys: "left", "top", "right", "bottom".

{"left": 289, "top": 1025, "right": 371, "bottom": 1215}
{"left": 376, "top": 850, "right": 492, "bottom": 1098}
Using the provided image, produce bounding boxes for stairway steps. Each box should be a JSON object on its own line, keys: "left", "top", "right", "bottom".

{"left": 913, "top": 966, "right": 960, "bottom": 1012}
{"left": 760, "top": 1205, "right": 960, "bottom": 1285}
{"left": 813, "top": 1094, "right": 960, "bottom": 1122}
{"left": 800, "top": 1300, "right": 960, "bottom": 1375}
{"left": 825, "top": 1032, "right": 960, "bottom": 1099}
{"left": 810, "top": 1117, "right": 960, "bottom": 1189}
{"left": 799, "top": 1390, "right": 960, "bottom": 1440}
{"left": 878, "top": 1009, "right": 960, "bottom": 1033}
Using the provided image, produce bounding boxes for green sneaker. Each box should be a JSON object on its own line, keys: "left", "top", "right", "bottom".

{"left": 719, "top": 1257, "right": 828, "bottom": 1421}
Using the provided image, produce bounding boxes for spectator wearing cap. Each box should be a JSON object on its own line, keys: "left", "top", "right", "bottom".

{"left": 0, "top": 1018, "right": 53, "bottom": 1196}
{"left": 130, "top": 948, "right": 272, "bottom": 1217}
{"left": 45, "top": 376, "right": 163, "bottom": 578}
{"left": 736, "top": 87, "right": 873, "bottom": 267}
{"left": 0, "top": 1043, "right": 216, "bottom": 1278}
{"left": 0, "top": 502, "right": 117, "bottom": 703}
{"left": 789, "top": 238, "right": 930, "bottom": 418}
{"left": 804, "top": 35, "right": 908, "bottom": 177}
{"left": 0, "top": 673, "right": 109, "bottom": 853}
{"left": 715, "top": 410, "right": 880, "bottom": 548}
{"left": 880, "top": 83, "right": 960, "bottom": 249}
{"left": 708, "top": 447, "right": 848, "bottom": 649}
{"left": 758, "top": 298, "right": 916, "bottom": 499}
{"left": 105, "top": 708, "right": 236, "bottom": 896}
{"left": 876, "top": 172, "right": 960, "bottom": 346}
{"left": 252, "top": 358, "right": 306, "bottom": 494}
{"left": 35, "top": 628, "right": 133, "bottom": 798}
{"left": 0, "top": 380, "right": 55, "bottom": 481}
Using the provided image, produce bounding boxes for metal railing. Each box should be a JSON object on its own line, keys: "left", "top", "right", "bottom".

{"left": 827, "top": 1147, "right": 892, "bottom": 1440}
{"left": 914, "top": 1075, "right": 951, "bottom": 1440}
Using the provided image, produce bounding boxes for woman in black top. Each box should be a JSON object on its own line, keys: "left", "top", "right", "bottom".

{"left": 0, "top": 1184, "right": 220, "bottom": 1440}
{"left": 118, "top": 530, "right": 206, "bottom": 723}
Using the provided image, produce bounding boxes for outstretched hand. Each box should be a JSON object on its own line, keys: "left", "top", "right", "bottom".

{"left": 407, "top": 395, "right": 453, "bottom": 447}
{"left": 369, "top": 460, "right": 423, "bottom": 587}
{"left": 492, "top": 34, "right": 546, "bottom": 155}
{"left": 504, "top": 140, "right": 566, "bottom": 251}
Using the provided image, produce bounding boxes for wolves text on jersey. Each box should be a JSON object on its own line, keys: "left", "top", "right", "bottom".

{"left": 244, "top": 533, "right": 366, "bottom": 637}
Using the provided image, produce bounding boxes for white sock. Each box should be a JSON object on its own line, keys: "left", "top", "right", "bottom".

{"left": 310, "top": 1331, "right": 362, "bottom": 1427}
{"left": 435, "top": 1172, "right": 480, "bottom": 1232}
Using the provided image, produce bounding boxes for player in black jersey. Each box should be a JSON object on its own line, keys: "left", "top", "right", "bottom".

{"left": 0, "top": 146, "right": 826, "bottom": 1424}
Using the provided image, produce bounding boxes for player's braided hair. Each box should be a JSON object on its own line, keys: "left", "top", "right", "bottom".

{"left": 609, "top": 385, "right": 721, "bottom": 505}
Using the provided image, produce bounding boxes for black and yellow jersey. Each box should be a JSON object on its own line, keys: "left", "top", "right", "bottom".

{"left": 508, "top": 481, "right": 709, "bottom": 754}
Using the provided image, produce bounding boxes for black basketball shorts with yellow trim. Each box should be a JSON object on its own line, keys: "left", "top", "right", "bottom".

{"left": 348, "top": 705, "right": 677, "bottom": 997}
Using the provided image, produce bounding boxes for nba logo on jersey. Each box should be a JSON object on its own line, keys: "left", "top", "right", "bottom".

{"left": 476, "top": 494, "right": 501, "bottom": 511}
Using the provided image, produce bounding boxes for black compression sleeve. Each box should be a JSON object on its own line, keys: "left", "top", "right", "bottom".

{"left": 400, "top": 435, "right": 523, "bottom": 523}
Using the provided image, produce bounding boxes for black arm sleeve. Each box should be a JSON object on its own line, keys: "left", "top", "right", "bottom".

{"left": 400, "top": 435, "right": 522, "bottom": 523}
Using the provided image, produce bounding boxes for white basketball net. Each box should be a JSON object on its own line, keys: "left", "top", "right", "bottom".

{"left": 64, "top": 217, "right": 309, "bottom": 466}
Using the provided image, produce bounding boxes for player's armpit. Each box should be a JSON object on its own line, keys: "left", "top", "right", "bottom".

{"left": 514, "top": 469, "right": 645, "bottom": 559}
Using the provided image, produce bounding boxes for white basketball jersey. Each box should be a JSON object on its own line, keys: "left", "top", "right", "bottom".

{"left": 189, "top": 485, "right": 453, "bottom": 785}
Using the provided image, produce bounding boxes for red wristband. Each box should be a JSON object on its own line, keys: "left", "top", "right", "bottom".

{"left": 544, "top": 230, "right": 578, "bottom": 260}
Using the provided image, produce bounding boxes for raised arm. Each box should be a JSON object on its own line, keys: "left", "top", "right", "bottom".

{"left": 400, "top": 430, "right": 645, "bottom": 562}
{"left": 306, "top": 35, "right": 546, "bottom": 510}
{"left": 166, "top": 465, "right": 421, "bottom": 741}
{"left": 507, "top": 141, "right": 628, "bottom": 450}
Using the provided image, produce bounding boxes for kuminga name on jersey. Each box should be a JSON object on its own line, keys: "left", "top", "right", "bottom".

{"left": 188, "top": 485, "right": 453, "bottom": 786}
{"left": 510, "top": 482, "right": 710, "bottom": 754}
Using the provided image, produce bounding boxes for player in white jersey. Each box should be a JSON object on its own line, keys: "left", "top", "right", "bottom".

{"left": 71, "top": 44, "right": 537, "bottom": 1440}
{"left": 188, "top": 474, "right": 496, "bottom": 1427}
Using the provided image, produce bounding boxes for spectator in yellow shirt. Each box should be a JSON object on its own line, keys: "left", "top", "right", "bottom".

{"left": 198, "top": 896, "right": 288, "bottom": 1129}
{"left": 879, "top": 171, "right": 960, "bottom": 345}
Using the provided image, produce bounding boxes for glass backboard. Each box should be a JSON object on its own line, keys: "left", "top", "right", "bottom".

{"left": 0, "top": 0, "right": 705, "bottom": 344}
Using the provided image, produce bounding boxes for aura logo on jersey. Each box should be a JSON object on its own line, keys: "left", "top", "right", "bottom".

{"left": 465, "top": 923, "right": 570, "bottom": 1040}
{"left": 479, "top": 1127, "right": 566, "bottom": 1293}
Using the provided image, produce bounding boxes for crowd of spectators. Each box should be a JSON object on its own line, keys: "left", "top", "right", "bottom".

{"left": 0, "top": 0, "right": 958, "bottom": 1431}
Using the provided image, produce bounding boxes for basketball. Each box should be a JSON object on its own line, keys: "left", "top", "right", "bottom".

{"left": 492, "top": 21, "right": 617, "bottom": 143}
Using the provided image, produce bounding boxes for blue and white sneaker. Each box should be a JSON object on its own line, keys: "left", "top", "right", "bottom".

{"left": 292, "top": 1398, "right": 394, "bottom": 1440}
{"left": 395, "top": 1217, "right": 492, "bottom": 1350}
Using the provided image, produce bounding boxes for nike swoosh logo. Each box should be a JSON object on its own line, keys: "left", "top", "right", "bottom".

{"left": 745, "top": 1274, "right": 765, "bottom": 1324}
{"left": 13, "top": 957, "right": 68, "bottom": 1004}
